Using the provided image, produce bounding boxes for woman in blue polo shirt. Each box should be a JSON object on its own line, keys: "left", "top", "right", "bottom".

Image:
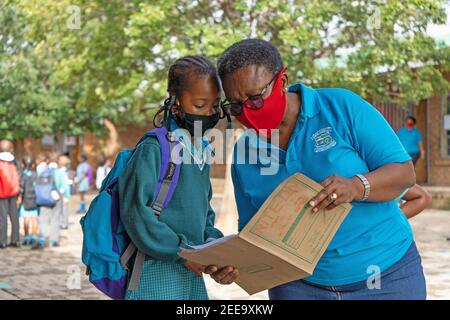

{"left": 396, "top": 116, "right": 425, "bottom": 166}
{"left": 216, "top": 39, "right": 426, "bottom": 300}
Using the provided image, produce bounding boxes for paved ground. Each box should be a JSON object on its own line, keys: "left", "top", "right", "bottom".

{"left": 1, "top": 192, "right": 450, "bottom": 300}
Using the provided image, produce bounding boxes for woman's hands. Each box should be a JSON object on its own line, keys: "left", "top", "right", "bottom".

{"left": 309, "top": 175, "right": 364, "bottom": 212}
{"left": 183, "top": 261, "right": 239, "bottom": 284}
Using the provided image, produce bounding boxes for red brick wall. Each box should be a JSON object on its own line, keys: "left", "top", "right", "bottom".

{"left": 83, "top": 120, "right": 228, "bottom": 177}
{"left": 428, "top": 94, "right": 450, "bottom": 185}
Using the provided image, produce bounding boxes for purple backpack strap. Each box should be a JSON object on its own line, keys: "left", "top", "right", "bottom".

{"left": 124, "top": 127, "right": 182, "bottom": 293}
{"left": 145, "top": 127, "right": 181, "bottom": 216}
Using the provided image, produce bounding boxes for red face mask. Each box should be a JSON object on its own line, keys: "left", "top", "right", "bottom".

{"left": 235, "top": 67, "right": 287, "bottom": 137}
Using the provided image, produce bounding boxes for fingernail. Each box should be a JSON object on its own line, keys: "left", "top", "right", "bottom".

{"left": 313, "top": 208, "right": 318, "bottom": 213}
{"left": 309, "top": 201, "right": 315, "bottom": 207}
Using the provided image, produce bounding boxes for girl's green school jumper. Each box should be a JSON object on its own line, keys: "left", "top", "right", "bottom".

{"left": 118, "top": 132, "right": 223, "bottom": 300}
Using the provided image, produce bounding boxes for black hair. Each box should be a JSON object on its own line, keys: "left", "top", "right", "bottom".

{"left": 22, "top": 156, "right": 34, "bottom": 170}
{"left": 407, "top": 116, "right": 417, "bottom": 124}
{"left": 153, "top": 55, "right": 221, "bottom": 128}
{"left": 217, "top": 39, "right": 284, "bottom": 78}
{"left": 98, "top": 155, "right": 106, "bottom": 167}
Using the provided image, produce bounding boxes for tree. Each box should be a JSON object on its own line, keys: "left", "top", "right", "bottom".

{"left": 0, "top": 1, "right": 71, "bottom": 140}
{"left": 3, "top": 0, "right": 450, "bottom": 140}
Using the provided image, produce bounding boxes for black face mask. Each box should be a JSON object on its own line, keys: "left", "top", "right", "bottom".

{"left": 172, "top": 106, "right": 220, "bottom": 136}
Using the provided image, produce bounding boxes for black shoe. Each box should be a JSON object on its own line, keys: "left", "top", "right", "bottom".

{"left": 8, "top": 242, "right": 21, "bottom": 248}
{"left": 0, "top": 244, "right": 7, "bottom": 249}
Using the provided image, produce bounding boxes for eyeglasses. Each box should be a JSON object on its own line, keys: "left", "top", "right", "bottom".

{"left": 222, "top": 70, "right": 281, "bottom": 116}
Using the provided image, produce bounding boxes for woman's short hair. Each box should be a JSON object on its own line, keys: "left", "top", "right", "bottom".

{"left": 407, "top": 116, "right": 417, "bottom": 124}
{"left": 218, "top": 39, "right": 284, "bottom": 78}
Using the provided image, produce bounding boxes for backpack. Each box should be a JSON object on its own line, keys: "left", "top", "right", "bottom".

{"left": 21, "top": 170, "right": 38, "bottom": 210}
{"left": 35, "top": 168, "right": 58, "bottom": 207}
{"left": 0, "top": 160, "right": 20, "bottom": 199}
{"left": 86, "top": 163, "right": 95, "bottom": 186}
{"left": 80, "top": 127, "right": 181, "bottom": 300}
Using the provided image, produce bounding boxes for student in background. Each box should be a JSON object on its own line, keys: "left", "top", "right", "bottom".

{"left": 75, "top": 154, "right": 91, "bottom": 214}
{"left": 19, "top": 156, "right": 39, "bottom": 246}
{"left": 33, "top": 163, "right": 61, "bottom": 249}
{"left": 47, "top": 152, "right": 59, "bottom": 170}
{"left": 35, "top": 153, "right": 48, "bottom": 176}
{"left": 95, "top": 157, "right": 111, "bottom": 190}
{"left": 54, "top": 155, "right": 71, "bottom": 230}
{"left": 398, "top": 184, "right": 432, "bottom": 219}
{"left": 0, "top": 140, "right": 21, "bottom": 249}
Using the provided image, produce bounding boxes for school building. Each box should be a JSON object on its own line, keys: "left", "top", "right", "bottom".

{"left": 372, "top": 72, "right": 450, "bottom": 185}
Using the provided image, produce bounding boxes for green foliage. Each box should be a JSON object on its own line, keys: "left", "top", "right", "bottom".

{"left": 1, "top": 0, "right": 449, "bottom": 139}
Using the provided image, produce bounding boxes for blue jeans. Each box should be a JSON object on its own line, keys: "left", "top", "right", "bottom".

{"left": 409, "top": 153, "right": 420, "bottom": 166}
{"left": 269, "top": 242, "right": 426, "bottom": 300}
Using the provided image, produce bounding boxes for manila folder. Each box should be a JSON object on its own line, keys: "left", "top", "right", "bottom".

{"left": 180, "top": 173, "right": 352, "bottom": 295}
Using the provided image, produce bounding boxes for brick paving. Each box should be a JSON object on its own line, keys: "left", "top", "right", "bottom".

{"left": 1, "top": 193, "right": 449, "bottom": 300}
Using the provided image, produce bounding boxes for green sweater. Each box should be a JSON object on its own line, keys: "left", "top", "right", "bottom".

{"left": 118, "top": 136, "right": 223, "bottom": 263}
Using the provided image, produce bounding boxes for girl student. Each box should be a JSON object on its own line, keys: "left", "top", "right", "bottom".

{"left": 19, "top": 156, "right": 39, "bottom": 246}
{"left": 118, "top": 56, "right": 238, "bottom": 300}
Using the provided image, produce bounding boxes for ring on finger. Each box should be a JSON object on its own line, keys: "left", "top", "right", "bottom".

{"left": 329, "top": 192, "right": 339, "bottom": 202}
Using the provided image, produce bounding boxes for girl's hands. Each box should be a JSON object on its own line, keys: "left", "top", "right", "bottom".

{"left": 309, "top": 175, "right": 364, "bottom": 212}
{"left": 182, "top": 260, "right": 206, "bottom": 277}
{"left": 204, "top": 265, "right": 239, "bottom": 285}
{"left": 182, "top": 261, "right": 240, "bottom": 284}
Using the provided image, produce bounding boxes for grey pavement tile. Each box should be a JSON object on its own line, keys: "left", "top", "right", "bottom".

{"left": 1, "top": 194, "right": 449, "bottom": 300}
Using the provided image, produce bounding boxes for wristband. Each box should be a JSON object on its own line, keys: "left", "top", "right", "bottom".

{"left": 355, "top": 174, "right": 370, "bottom": 201}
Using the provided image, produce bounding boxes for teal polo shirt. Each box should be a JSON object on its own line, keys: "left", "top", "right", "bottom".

{"left": 231, "top": 83, "right": 414, "bottom": 286}
{"left": 396, "top": 127, "right": 422, "bottom": 154}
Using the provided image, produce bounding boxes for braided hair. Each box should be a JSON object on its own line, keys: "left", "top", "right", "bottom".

{"left": 153, "top": 56, "right": 221, "bottom": 128}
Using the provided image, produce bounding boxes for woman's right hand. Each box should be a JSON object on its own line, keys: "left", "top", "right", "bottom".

{"left": 182, "top": 260, "right": 206, "bottom": 277}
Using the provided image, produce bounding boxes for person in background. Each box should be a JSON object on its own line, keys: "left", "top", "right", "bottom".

{"left": 75, "top": 154, "right": 91, "bottom": 214}
{"left": 0, "top": 140, "right": 21, "bottom": 249}
{"left": 63, "top": 153, "right": 76, "bottom": 196}
{"left": 47, "top": 152, "right": 59, "bottom": 170}
{"left": 19, "top": 156, "right": 39, "bottom": 246}
{"left": 35, "top": 153, "right": 48, "bottom": 176}
{"left": 54, "top": 155, "right": 71, "bottom": 230}
{"left": 95, "top": 157, "right": 111, "bottom": 190}
{"left": 397, "top": 116, "right": 425, "bottom": 167}
{"left": 397, "top": 184, "right": 432, "bottom": 219}
{"left": 33, "top": 164, "right": 61, "bottom": 249}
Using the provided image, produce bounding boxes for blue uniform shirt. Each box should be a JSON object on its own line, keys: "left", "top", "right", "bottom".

{"left": 231, "top": 83, "right": 413, "bottom": 286}
{"left": 396, "top": 127, "right": 422, "bottom": 154}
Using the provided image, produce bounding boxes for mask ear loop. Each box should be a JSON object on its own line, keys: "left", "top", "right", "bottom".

{"left": 220, "top": 101, "right": 232, "bottom": 129}
{"left": 164, "top": 95, "right": 177, "bottom": 141}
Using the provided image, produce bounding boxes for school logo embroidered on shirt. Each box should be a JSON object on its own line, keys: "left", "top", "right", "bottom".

{"left": 312, "top": 127, "right": 336, "bottom": 153}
